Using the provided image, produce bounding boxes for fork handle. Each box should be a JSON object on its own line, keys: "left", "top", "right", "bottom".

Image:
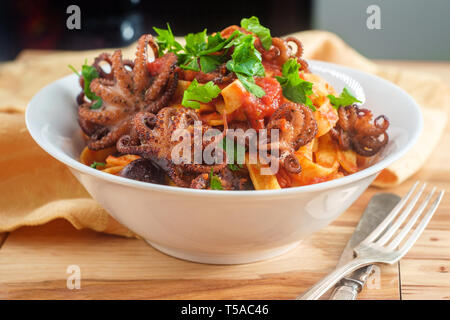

{"left": 296, "top": 258, "right": 374, "bottom": 300}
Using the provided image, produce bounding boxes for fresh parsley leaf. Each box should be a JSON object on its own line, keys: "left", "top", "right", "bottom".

{"left": 184, "top": 29, "right": 208, "bottom": 55}
{"left": 181, "top": 57, "right": 201, "bottom": 71}
{"left": 69, "top": 61, "right": 103, "bottom": 109}
{"left": 226, "top": 35, "right": 265, "bottom": 77}
{"left": 81, "top": 62, "right": 103, "bottom": 109}
{"left": 155, "top": 27, "right": 234, "bottom": 73}
{"left": 209, "top": 168, "right": 223, "bottom": 190}
{"left": 68, "top": 64, "right": 80, "bottom": 77}
{"left": 202, "top": 32, "right": 235, "bottom": 54}
{"left": 240, "top": 16, "right": 272, "bottom": 50}
{"left": 90, "top": 161, "right": 105, "bottom": 169}
{"left": 154, "top": 24, "right": 266, "bottom": 97}
{"left": 181, "top": 79, "right": 221, "bottom": 109}
{"left": 276, "top": 58, "right": 315, "bottom": 111}
{"left": 153, "top": 23, "right": 183, "bottom": 55}
{"left": 225, "top": 34, "right": 266, "bottom": 97}
{"left": 199, "top": 55, "right": 224, "bottom": 73}
{"left": 236, "top": 73, "right": 266, "bottom": 98}
{"left": 327, "top": 88, "right": 362, "bottom": 110}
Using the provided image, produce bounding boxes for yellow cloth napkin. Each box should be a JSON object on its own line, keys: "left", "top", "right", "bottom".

{"left": 0, "top": 31, "right": 448, "bottom": 237}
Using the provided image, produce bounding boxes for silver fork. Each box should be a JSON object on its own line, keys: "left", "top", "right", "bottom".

{"left": 297, "top": 181, "right": 444, "bottom": 300}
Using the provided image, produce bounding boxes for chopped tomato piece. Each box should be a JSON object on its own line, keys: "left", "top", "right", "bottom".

{"left": 242, "top": 77, "right": 282, "bottom": 130}
{"left": 146, "top": 57, "right": 166, "bottom": 76}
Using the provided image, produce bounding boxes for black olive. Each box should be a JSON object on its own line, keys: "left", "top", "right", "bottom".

{"left": 119, "top": 158, "right": 165, "bottom": 184}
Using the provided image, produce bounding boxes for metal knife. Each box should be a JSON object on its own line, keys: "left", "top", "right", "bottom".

{"left": 329, "top": 193, "right": 401, "bottom": 300}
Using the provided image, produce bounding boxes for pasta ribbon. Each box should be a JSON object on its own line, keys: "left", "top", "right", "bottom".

{"left": 337, "top": 149, "right": 358, "bottom": 173}
{"left": 80, "top": 146, "right": 116, "bottom": 166}
{"left": 245, "top": 153, "right": 281, "bottom": 190}
{"left": 220, "top": 80, "right": 247, "bottom": 115}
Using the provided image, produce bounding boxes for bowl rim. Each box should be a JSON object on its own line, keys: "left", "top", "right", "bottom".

{"left": 25, "top": 60, "right": 423, "bottom": 198}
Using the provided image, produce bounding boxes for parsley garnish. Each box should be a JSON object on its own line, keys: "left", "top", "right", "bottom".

{"left": 276, "top": 58, "right": 315, "bottom": 111}
{"left": 69, "top": 60, "right": 103, "bottom": 109}
{"left": 209, "top": 168, "right": 223, "bottom": 190}
{"left": 90, "top": 161, "right": 105, "bottom": 169}
{"left": 327, "top": 88, "right": 362, "bottom": 110}
{"left": 181, "top": 79, "right": 221, "bottom": 109}
{"left": 181, "top": 29, "right": 209, "bottom": 71}
{"left": 154, "top": 24, "right": 237, "bottom": 73}
{"left": 240, "top": 16, "right": 272, "bottom": 50}
{"left": 154, "top": 20, "right": 267, "bottom": 98}
{"left": 153, "top": 23, "right": 184, "bottom": 56}
{"left": 226, "top": 34, "right": 266, "bottom": 98}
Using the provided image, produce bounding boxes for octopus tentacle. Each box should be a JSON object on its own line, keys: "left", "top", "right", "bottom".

{"left": 90, "top": 78, "right": 135, "bottom": 108}
{"left": 133, "top": 34, "right": 158, "bottom": 94}
{"left": 78, "top": 35, "right": 179, "bottom": 151}
{"left": 265, "top": 103, "right": 318, "bottom": 173}
{"left": 88, "top": 120, "right": 131, "bottom": 150}
{"left": 285, "top": 37, "right": 303, "bottom": 58}
{"left": 78, "top": 102, "right": 125, "bottom": 126}
{"left": 116, "top": 135, "right": 153, "bottom": 157}
{"left": 282, "top": 152, "right": 302, "bottom": 174}
{"left": 93, "top": 53, "right": 114, "bottom": 80}
{"left": 145, "top": 72, "right": 178, "bottom": 113}
{"left": 117, "top": 106, "right": 228, "bottom": 188}
{"left": 111, "top": 50, "right": 134, "bottom": 97}
{"left": 294, "top": 104, "right": 317, "bottom": 149}
{"left": 331, "top": 105, "right": 389, "bottom": 157}
{"left": 270, "top": 37, "right": 290, "bottom": 65}
{"left": 145, "top": 52, "right": 178, "bottom": 102}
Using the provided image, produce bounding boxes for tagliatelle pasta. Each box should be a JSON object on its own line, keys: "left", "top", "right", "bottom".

{"left": 80, "top": 147, "right": 141, "bottom": 175}
{"left": 74, "top": 17, "right": 389, "bottom": 190}
{"left": 337, "top": 149, "right": 359, "bottom": 174}
{"left": 80, "top": 146, "right": 116, "bottom": 167}
{"left": 245, "top": 154, "right": 281, "bottom": 190}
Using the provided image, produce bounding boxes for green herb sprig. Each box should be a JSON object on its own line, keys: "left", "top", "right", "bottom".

{"left": 181, "top": 79, "right": 221, "bottom": 109}
{"left": 154, "top": 25, "right": 238, "bottom": 73}
{"left": 154, "top": 18, "right": 267, "bottom": 98}
{"left": 225, "top": 34, "right": 266, "bottom": 98}
{"left": 69, "top": 60, "right": 102, "bottom": 109}
{"left": 240, "top": 16, "right": 272, "bottom": 50}
{"left": 209, "top": 168, "right": 223, "bottom": 190}
{"left": 275, "top": 59, "right": 315, "bottom": 111}
{"left": 90, "top": 161, "right": 105, "bottom": 169}
{"left": 327, "top": 88, "right": 362, "bottom": 110}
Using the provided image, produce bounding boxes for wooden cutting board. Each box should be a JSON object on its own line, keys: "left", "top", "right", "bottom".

{"left": 0, "top": 61, "right": 449, "bottom": 300}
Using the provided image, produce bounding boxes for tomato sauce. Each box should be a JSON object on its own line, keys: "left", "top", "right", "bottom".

{"left": 146, "top": 58, "right": 165, "bottom": 76}
{"left": 241, "top": 77, "right": 282, "bottom": 130}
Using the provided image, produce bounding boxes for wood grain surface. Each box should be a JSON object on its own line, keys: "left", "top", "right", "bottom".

{"left": 0, "top": 60, "right": 449, "bottom": 300}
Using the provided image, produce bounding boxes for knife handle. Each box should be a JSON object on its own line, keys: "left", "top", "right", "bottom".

{"left": 329, "top": 278, "right": 362, "bottom": 300}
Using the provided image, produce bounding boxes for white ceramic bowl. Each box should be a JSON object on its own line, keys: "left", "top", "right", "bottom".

{"left": 26, "top": 61, "right": 422, "bottom": 264}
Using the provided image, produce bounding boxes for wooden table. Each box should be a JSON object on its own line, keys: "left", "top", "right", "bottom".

{"left": 0, "top": 61, "right": 449, "bottom": 300}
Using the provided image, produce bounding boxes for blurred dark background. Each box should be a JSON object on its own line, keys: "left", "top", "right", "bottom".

{"left": 0, "top": 0, "right": 312, "bottom": 61}
{"left": 0, "top": 0, "right": 449, "bottom": 62}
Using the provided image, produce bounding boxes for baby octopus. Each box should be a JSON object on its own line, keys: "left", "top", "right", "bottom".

{"left": 330, "top": 105, "right": 389, "bottom": 157}
{"left": 263, "top": 103, "right": 318, "bottom": 174}
{"left": 116, "top": 106, "right": 234, "bottom": 188}
{"left": 77, "top": 34, "right": 179, "bottom": 150}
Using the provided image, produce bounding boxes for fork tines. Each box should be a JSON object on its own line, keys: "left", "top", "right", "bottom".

{"left": 363, "top": 181, "right": 444, "bottom": 256}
